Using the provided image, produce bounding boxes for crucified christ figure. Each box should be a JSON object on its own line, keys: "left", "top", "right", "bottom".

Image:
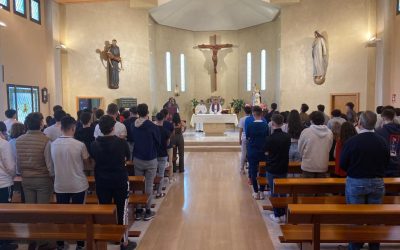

{"left": 197, "top": 35, "right": 233, "bottom": 74}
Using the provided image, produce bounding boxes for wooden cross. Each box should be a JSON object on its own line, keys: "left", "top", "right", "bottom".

{"left": 196, "top": 35, "right": 233, "bottom": 92}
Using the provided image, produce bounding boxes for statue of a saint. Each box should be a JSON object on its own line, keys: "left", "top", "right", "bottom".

{"left": 252, "top": 84, "right": 261, "bottom": 106}
{"left": 312, "top": 31, "right": 328, "bottom": 85}
{"left": 106, "top": 39, "right": 122, "bottom": 89}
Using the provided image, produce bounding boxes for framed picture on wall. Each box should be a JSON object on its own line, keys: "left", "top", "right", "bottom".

{"left": 397, "top": 0, "right": 400, "bottom": 15}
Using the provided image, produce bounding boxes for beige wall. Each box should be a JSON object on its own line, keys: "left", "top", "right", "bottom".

{"left": 61, "top": 1, "right": 151, "bottom": 117}
{"left": 279, "top": 0, "right": 376, "bottom": 113}
{"left": 0, "top": 0, "right": 52, "bottom": 120}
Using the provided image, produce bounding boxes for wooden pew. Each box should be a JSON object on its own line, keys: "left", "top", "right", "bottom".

{"left": 257, "top": 162, "right": 336, "bottom": 186}
{"left": 263, "top": 178, "right": 400, "bottom": 211}
{"left": 281, "top": 204, "right": 400, "bottom": 250}
{"left": 0, "top": 204, "right": 125, "bottom": 250}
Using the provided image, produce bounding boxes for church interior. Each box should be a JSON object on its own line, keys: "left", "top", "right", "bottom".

{"left": 1, "top": 0, "right": 400, "bottom": 249}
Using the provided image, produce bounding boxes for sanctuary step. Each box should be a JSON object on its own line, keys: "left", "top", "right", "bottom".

{"left": 185, "top": 141, "right": 240, "bottom": 152}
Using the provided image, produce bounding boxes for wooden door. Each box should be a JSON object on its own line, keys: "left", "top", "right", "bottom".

{"left": 330, "top": 93, "right": 360, "bottom": 113}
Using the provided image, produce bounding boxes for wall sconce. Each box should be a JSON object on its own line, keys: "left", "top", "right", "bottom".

{"left": 41, "top": 88, "right": 49, "bottom": 104}
{"left": 366, "top": 36, "right": 381, "bottom": 47}
{"left": 0, "top": 21, "right": 6, "bottom": 28}
{"left": 55, "top": 44, "right": 67, "bottom": 50}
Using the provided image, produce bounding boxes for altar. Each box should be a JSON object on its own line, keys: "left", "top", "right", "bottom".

{"left": 190, "top": 114, "right": 239, "bottom": 136}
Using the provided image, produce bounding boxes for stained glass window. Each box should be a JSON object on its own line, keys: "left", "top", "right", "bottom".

{"left": 0, "top": 0, "right": 10, "bottom": 11}
{"left": 166, "top": 52, "right": 172, "bottom": 92}
{"left": 30, "top": 0, "right": 40, "bottom": 24}
{"left": 261, "top": 49, "right": 267, "bottom": 91}
{"left": 397, "top": 0, "right": 400, "bottom": 15}
{"left": 180, "top": 54, "right": 186, "bottom": 92}
{"left": 7, "top": 85, "right": 40, "bottom": 123}
{"left": 13, "top": 0, "right": 26, "bottom": 17}
{"left": 246, "top": 52, "right": 252, "bottom": 91}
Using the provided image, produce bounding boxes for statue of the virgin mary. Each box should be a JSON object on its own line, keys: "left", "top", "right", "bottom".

{"left": 312, "top": 31, "right": 328, "bottom": 85}
{"left": 252, "top": 84, "right": 261, "bottom": 106}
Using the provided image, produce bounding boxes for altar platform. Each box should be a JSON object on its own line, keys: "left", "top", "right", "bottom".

{"left": 184, "top": 129, "right": 241, "bottom": 152}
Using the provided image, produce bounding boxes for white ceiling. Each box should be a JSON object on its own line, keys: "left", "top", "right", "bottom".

{"left": 149, "top": 0, "right": 280, "bottom": 31}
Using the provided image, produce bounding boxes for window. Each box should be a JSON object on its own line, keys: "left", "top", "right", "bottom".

{"left": 261, "top": 49, "right": 267, "bottom": 91}
{"left": 29, "top": 0, "right": 40, "bottom": 24}
{"left": 13, "top": 0, "right": 26, "bottom": 17}
{"left": 180, "top": 53, "right": 186, "bottom": 92}
{"left": 246, "top": 52, "right": 252, "bottom": 91}
{"left": 166, "top": 52, "right": 172, "bottom": 92}
{"left": 397, "top": 0, "right": 400, "bottom": 15}
{"left": 7, "top": 84, "right": 40, "bottom": 122}
{"left": 0, "top": 0, "right": 10, "bottom": 11}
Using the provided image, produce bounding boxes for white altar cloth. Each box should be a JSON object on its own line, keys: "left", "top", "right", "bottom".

{"left": 190, "top": 114, "right": 239, "bottom": 127}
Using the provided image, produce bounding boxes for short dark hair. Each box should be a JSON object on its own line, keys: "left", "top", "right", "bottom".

{"left": 107, "top": 103, "right": 119, "bottom": 116}
{"left": 119, "top": 107, "right": 125, "bottom": 114}
{"left": 99, "top": 115, "right": 116, "bottom": 135}
{"left": 156, "top": 112, "right": 165, "bottom": 121}
{"left": 0, "top": 122, "right": 6, "bottom": 133}
{"left": 77, "top": 110, "right": 83, "bottom": 120}
{"left": 45, "top": 116, "right": 53, "bottom": 125}
{"left": 80, "top": 112, "right": 92, "bottom": 125}
{"left": 61, "top": 116, "right": 77, "bottom": 131}
{"left": 309, "top": 111, "right": 325, "bottom": 125}
{"left": 331, "top": 109, "right": 342, "bottom": 117}
{"left": 137, "top": 104, "right": 149, "bottom": 117}
{"left": 122, "top": 110, "right": 131, "bottom": 119}
{"left": 346, "top": 102, "right": 355, "bottom": 110}
{"left": 376, "top": 106, "right": 384, "bottom": 114}
{"left": 252, "top": 106, "right": 262, "bottom": 116}
{"left": 395, "top": 108, "right": 400, "bottom": 116}
{"left": 172, "top": 113, "right": 181, "bottom": 125}
{"left": 317, "top": 104, "right": 325, "bottom": 112}
{"left": 25, "top": 112, "right": 43, "bottom": 130}
{"left": 129, "top": 106, "right": 138, "bottom": 115}
{"left": 5, "top": 109, "right": 17, "bottom": 119}
{"left": 301, "top": 103, "right": 309, "bottom": 113}
{"left": 53, "top": 105, "right": 63, "bottom": 113}
{"left": 10, "top": 123, "right": 25, "bottom": 139}
{"left": 359, "top": 111, "right": 377, "bottom": 130}
{"left": 271, "top": 114, "right": 284, "bottom": 126}
{"left": 54, "top": 110, "right": 67, "bottom": 122}
{"left": 95, "top": 109, "right": 105, "bottom": 119}
{"left": 271, "top": 103, "right": 278, "bottom": 110}
{"left": 160, "top": 108, "right": 169, "bottom": 117}
{"left": 381, "top": 109, "right": 396, "bottom": 121}
{"left": 243, "top": 105, "right": 252, "bottom": 115}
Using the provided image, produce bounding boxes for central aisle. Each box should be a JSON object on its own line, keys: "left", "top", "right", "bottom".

{"left": 138, "top": 152, "right": 274, "bottom": 250}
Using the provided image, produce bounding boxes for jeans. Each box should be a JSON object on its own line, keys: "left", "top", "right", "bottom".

{"left": 157, "top": 157, "right": 168, "bottom": 194}
{"left": 0, "top": 186, "right": 13, "bottom": 246}
{"left": 248, "top": 152, "right": 265, "bottom": 193}
{"left": 267, "top": 173, "right": 287, "bottom": 217}
{"left": 96, "top": 182, "right": 129, "bottom": 242}
{"left": 134, "top": 158, "right": 157, "bottom": 210}
{"left": 240, "top": 139, "right": 248, "bottom": 168}
{"left": 56, "top": 191, "right": 86, "bottom": 248}
{"left": 172, "top": 134, "right": 185, "bottom": 172}
{"left": 346, "top": 177, "right": 385, "bottom": 250}
{"left": 289, "top": 142, "right": 301, "bottom": 162}
{"left": 22, "top": 177, "right": 53, "bottom": 204}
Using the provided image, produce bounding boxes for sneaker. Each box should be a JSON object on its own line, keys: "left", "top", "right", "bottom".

{"left": 252, "top": 192, "right": 260, "bottom": 200}
{"left": 135, "top": 212, "right": 143, "bottom": 221}
{"left": 269, "top": 214, "right": 283, "bottom": 224}
{"left": 76, "top": 246, "right": 85, "bottom": 250}
{"left": 120, "top": 241, "right": 137, "bottom": 250}
{"left": 259, "top": 191, "right": 265, "bottom": 200}
{"left": 143, "top": 211, "right": 156, "bottom": 221}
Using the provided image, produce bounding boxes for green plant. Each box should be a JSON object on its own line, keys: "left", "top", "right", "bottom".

{"left": 190, "top": 98, "right": 199, "bottom": 108}
{"left": 230, "top": 99, "right": 245, "bottom": 114}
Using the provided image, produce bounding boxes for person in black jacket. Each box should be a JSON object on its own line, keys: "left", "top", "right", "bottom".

{"left": 340, "top": 111, "right": 390, "bottom": 250}
{"left": 376, "top": 108, "right": 400, "bottom": 177}
{"left": 265, "top": 114, "right": 291, "bottom": 224}
{"left": 90, "top": 115, "right": 136, "bottom": 250}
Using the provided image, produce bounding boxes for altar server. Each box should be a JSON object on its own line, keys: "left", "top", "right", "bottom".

{"left": 209, "top": 98, "right": 222, "bottom": 115}
{"left": 195, "top": 100, "right": 207, "bottom": 132}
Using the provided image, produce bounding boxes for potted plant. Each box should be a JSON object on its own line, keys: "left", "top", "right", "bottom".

{"left": 190, "top": 98, "right": 199, "bottom": 113}
{"left": 230, "top": 99, "right": 245, "bottom": 114}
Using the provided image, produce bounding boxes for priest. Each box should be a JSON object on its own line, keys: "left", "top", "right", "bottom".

{"left": 194, "top": 100, "right": 207, "bottom": 132}
{"left": 209, "top": 98, "right": 222, "bottom": 115}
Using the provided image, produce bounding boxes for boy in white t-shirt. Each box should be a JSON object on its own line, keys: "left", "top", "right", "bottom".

{"left": 94, "top": 103, "right": 127, "bottom": 139}
{"left": 51, "top": 116, "right": 90, "bottom": 250}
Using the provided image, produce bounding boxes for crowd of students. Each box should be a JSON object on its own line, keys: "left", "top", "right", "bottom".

{"left": 240, "top": 102, "right": 400, "bottom": 246}
{"left": 0, "top": 102, "right": 187, "bottom": 250}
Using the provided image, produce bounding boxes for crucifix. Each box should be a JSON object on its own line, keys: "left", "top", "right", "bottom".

{"left": 196, "top": 35, "right": 234, "bottom": 92}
